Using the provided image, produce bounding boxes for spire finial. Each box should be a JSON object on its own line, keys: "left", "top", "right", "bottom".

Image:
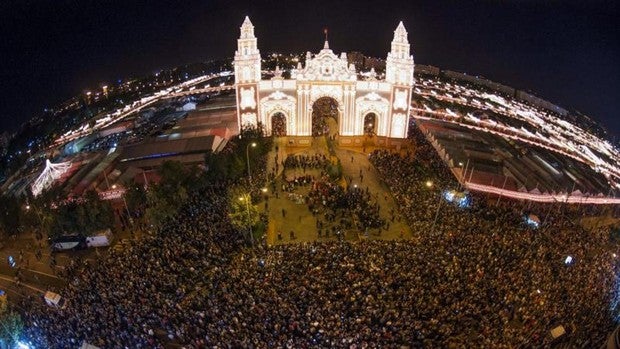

{"left": 393, "top": 21, "right": 408, "bottom": 44}
{"left": 323, "top": 28, "right": 329, "bottom": 49}
{"left": 240, "top": 16, "right": 255, "bottom": 39}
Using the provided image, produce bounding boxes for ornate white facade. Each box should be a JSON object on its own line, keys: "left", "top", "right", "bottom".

{"left": 234, "top": 17, "right": 414, "bottom": 139}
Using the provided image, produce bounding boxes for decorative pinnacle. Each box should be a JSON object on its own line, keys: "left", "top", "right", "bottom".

{"left": 242, "top": 16, "right": 253, "bottom": 28}
{"left": 393, "top": 21, "right": 408, "bottom": 43}
{"left": 323, "top": 28, "right": 329, "bottom": 49}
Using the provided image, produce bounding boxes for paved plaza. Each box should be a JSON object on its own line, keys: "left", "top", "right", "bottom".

{"left": 263, "top": 136, "right": 412, "bottom": 246}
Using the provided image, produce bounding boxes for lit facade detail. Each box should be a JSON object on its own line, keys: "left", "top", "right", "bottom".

{"left": 31, "top": 159, "right": 72, "bottom": 196}
{"left": 239, "top": 87, "right": 257, "bottom": 110}
{"left": 233, "top": 18, "right": 414, "bottom": 138}
{"left": 234, "top": 16, "right": 261, "bottom": 128}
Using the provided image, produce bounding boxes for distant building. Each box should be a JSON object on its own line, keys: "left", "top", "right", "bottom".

{"left": 364, "top": 56, "right": 386, "bottom": 71}
{"left": 415, "top": 64, "right": 440, "bottom": 76}
{"left": 347, "top": 51, "right": 365, "bottom": 70}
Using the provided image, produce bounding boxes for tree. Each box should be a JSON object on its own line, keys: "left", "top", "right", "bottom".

{"left": 47, "top": 190, "right": 114, "bottom": 238}
{"left": 228, "top": 191, "right": 259, "bottom": 243}
{"left": 124, "top": 180, "right": 147, "bottom": 216}
{"left": 0, "top": 302, "right": 23, "bottom": 349}
{"left": 28, "top": 185, "right": 64, "bottom": 238}
{"left": 204, "top": 123, "right": 272, "bottom": 184}
{"left": 145, "top": 161, "right": 194, "bottom": 226}
{"left": 83, "top": 190, "right": 115, "bottom": 232}
{"left": 204, "top": 150, "right": 229, "bottom": 182}
{"left": 327, "top": 159, "right": 342, "bottom": 180}
{"left": 0, "top": 195, "right": 22, "bottom": 238}
{"left": 146, "top": 185, "right": 187, "bottom": 226}
{"left": 240, "top": 122, "right": 266, "bottom": 139}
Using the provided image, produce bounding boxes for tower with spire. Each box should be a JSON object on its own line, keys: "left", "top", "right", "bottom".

{"left": 234, "top": 16, "right": 262, "bottom": 128}
{"left": 230, "top": 17, "right": 414, "bottom": 141}
{"left": 386, "top": 21, "right": 414, "bottom": 85}
{"left": 385, "top": 21, "right": 414, "bottom": 138}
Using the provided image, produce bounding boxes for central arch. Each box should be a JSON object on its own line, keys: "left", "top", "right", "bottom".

{"left": 270, "top": 112, "right": 287, "bottom": 136}
{"left": 312, "top": 97, "right": 339, "bottom": 137}
{"left": 364, "top": 112, "right": 377, "bottom": 136}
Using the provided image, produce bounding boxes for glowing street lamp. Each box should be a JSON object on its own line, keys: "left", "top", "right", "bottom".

{"left": 24, "top": 201, "right": 44, "bottom": 228}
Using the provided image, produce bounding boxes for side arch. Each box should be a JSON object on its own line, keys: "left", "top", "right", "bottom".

{"left": 269, "top": 111, "right": 288, "bottom": 136}
{"left": 355, "top": 93, "right": 390, "bottom": 136}
{"left": 260, "top": 92, "right": 296, "bottom": 135}
{"left": 363, "top": 112, "right": 378, "bottom": 136}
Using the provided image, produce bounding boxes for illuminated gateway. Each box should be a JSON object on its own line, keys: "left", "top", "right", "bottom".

{"left": 233, "top": 17, "right": 414, "bottom": 142}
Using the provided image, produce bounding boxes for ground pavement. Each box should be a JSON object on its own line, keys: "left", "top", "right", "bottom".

{"left": 263, "top": 136, "right": 412, "bottom": 246}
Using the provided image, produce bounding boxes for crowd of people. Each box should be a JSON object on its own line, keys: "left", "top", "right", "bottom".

{"left": 17, "top": 123, "right": 620, "bottom": 347}
{"left": 366, "top": 123, "right": 620, "bottom": 346}
{"left": 281, "top": 174, "right": 315, "bottom": 193}
{"left": 271, "top": 113, "right": 287, "bottom": 137}
{"left": 284, "top": 153, "right": 330, "bottom": 172}
{"left": 20, "top": 187, "right": 245, "bottom": 348}
{"left": 306, "top": 179, "right": 385, "bottom": 235}
{"left": 311, "top": 98, "right": 338, "bottom": 137}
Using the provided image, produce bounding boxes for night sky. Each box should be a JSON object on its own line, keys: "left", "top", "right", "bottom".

{"left": 1, "top": 0, "right": 618, "bottom": 139}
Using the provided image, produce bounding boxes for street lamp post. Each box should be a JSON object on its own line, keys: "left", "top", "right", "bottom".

{"left": 25, "top": 202, "right": 44, "bottom": 238}
{"left": 122, "top": 195, "right": 133, "bottom": 226}
{"left": 113, "top": 184, "right": 133, "bottom": 227}
{"left": 246, "top": 142, "right": 257, "bottom": 183}
{"left": 239, "top": 194, "right": 254, "bottom": 246}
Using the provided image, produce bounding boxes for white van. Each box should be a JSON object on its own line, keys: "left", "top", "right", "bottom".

{"left": 44, "top": 291, "right": 66, "bottom": 308}
{"left": 86, "top": 229, "right": 114, "bottom": 248}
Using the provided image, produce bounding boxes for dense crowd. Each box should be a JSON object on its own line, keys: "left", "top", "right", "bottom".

{"left": 311, "top": 98, "right": 338, "bottom": 136}
{"left": 18, "top": 124, "right": 620, "bottom": 347}
{"left": 307, "top": 179, "right": 385, "bottom": 234}
{"left": 281, "top": 174, "right": 315, "bottom": 193}
{"left": 21, "top": 188, "right": 245, "bottom": 348}
{"left": 199, "top": 236, "right": 614, "bottom": 347}
{"left": 284, "top": 154, "right": 330, "bottom": 171}
{"left": 366, "top": 124, "right": 620, "bottom": 346}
